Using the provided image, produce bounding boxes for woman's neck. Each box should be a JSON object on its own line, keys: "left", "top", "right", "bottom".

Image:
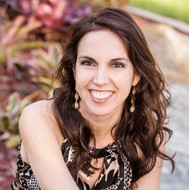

{"left": 80, "top": 110, "right": 121, "bottom": 148}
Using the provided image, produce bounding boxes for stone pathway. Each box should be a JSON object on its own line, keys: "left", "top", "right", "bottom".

{"left": 160, "top": 84, "right": 189, "bottom": 190}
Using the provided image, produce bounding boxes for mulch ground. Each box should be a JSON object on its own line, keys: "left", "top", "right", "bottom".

{"left": 0, "top": 142, "right": 18, "bottom": 190}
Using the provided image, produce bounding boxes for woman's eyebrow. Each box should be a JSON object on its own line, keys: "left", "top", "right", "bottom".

{"left": 78, "top": 56, "right": 129, "bottom": 63}
{"left": 111, "top": 58, "right": 130, "bottom": 63}
{"left": 78, "top": 56, "right": 95, "bottom": 61}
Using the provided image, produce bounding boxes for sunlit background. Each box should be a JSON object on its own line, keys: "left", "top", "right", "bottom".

{"left": 0, "top": 0, "right": 189, "bottom": 189}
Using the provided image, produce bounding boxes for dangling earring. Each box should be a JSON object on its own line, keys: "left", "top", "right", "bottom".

{"left": 74, "top": 92, "right": 79, "bottom": 109}
{"left": 130, "top": 87, "right": 136, "bottom": 113}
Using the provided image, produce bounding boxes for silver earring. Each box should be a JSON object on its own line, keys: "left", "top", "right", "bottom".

{"left": 74, "top": 92, "right": 79, "bottom": 109}
{"left": 130, "top": 87, "right": 136, "bottom": 113}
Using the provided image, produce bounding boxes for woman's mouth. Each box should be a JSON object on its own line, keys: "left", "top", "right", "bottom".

{"left": 90, "top": 90, "right": 113, "bottom": 101}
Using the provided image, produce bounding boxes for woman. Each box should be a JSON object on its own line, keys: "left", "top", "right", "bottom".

{"left": 12, "top": 7, "right": 174, "bottom": 190}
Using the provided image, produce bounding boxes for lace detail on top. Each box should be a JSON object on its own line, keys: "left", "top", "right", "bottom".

{"left": 11, "top": 139, "right": 132, "bottom": 190}
{"left": 11, "top": 147, "right": 40, "bottom": 190}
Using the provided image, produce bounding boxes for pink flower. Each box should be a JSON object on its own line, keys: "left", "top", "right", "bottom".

{"left": 36, "top": 1, "right": 66, "bottom": 28}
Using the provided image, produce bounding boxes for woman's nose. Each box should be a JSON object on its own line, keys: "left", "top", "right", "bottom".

{"left": 93, "top": 66, "right": 109, "bottom": 86}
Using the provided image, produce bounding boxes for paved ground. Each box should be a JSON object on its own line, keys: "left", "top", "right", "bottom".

{"left": 160, "top": 84, "right": 189, "bottom": 190}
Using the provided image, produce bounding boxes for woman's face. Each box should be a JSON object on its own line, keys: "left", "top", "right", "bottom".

{"left": 75, "top": 30, "right": 139, "bottom": 118}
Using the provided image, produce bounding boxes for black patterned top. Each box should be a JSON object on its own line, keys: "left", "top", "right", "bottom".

{"left": 11, "top": 139, "right": 132, "bottom": 190}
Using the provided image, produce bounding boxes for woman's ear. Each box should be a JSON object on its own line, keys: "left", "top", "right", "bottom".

{"left": 132, "top": 74, "right": 140, "bottom": 86}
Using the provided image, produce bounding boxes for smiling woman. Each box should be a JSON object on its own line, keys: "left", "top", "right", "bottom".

{"left": 12, "top": 7, "right": 174, "bottom": 190}
{"left": 75, "top": 30, "right": 139, "bottom": 118}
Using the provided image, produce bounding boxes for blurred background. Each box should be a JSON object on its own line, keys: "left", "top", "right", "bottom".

{"left": 0, "top": 0, "right": 189, "bottom": 189}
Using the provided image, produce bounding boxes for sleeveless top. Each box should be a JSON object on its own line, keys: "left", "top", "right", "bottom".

{"left": 11, "top": 139, "right": 132, "bottom": 190}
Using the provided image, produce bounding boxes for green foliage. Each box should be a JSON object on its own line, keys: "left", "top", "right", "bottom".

{"left": 130, "top": 0, "right": 189, "bottom": 24}
{"left": 13, "top": 43, "right": 61, "bottom": 91}
{"left": 0, "top": 93, "right": 27, "bottom": 147}
{"left": 0, "top": 93, "right": 23, "bottom": 134}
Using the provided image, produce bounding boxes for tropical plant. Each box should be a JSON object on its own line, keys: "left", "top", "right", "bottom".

{"left": 0, "top": 93, "right": 28, "bottom": 148}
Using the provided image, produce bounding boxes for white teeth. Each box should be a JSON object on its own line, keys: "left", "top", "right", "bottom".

{"left": 91, "top": 91, "right": 112, "bottom": 99}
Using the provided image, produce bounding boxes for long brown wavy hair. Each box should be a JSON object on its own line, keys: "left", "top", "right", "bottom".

{"left": 53, "top": 7, "right": 174, "bottom": 183}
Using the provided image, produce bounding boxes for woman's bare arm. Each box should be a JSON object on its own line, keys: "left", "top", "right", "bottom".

{"left": 131, "top": 156, "right": 163, "bottom": 190}
{"left": 19, "top": 100, "right": 79, "bottom": 190}
{"left": 131, "top": 140, "right": 166, "bottom": 190}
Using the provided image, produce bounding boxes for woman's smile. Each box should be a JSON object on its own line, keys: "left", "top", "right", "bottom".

{"left": 90, "top": 90, "right": 113, "bottom": 102}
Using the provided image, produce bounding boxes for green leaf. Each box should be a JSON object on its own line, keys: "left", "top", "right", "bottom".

{"left": 1, "top": 116, "right": 9, "bottom": 130}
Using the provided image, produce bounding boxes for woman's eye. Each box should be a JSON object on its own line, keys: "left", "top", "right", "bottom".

{"left": 112, "top": 62, "right": 125, "bottom": 68}
{"left": 81, "top": 61, "right": 94, "bottom": 66}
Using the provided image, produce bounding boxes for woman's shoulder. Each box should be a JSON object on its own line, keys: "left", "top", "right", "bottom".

{"left": 19, "top": 99, "right": 63, "bottom": 143}
{"left": 20, "top": 99, "right": 54, "bottom": 123}
{"left": 22, "top": 99, "right": 53, "bottom": 114}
